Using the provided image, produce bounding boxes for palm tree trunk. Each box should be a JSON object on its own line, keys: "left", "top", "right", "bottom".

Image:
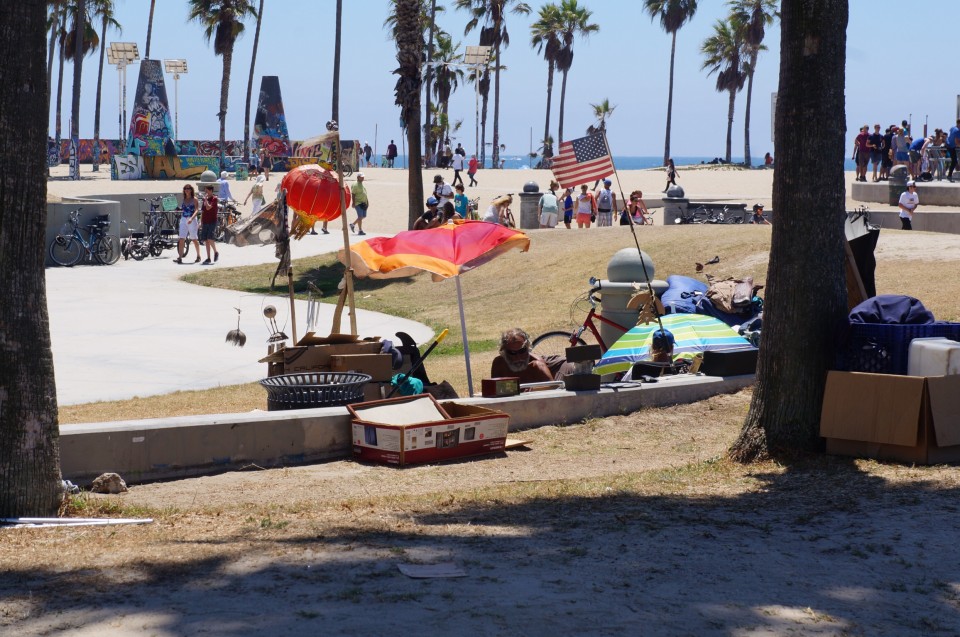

{"left": 664, "top": 30, "right": 677, "bottom": 166}
{"left": 244, "top": 0, "right": 265, "bottom": 163}
{"left": 542, "top": 61, "right": 554, "bottom": 157}
{"left": 47, "top": 13, "right": 59, "bottom": 94}
{"left": 725, "top": 88, "right": 735, "bottom": 163}
{"left": 145, "top": 0, "right": 156, "bottom": 58}
{"left": 480, "top": 71, "right": 489, "bottom": 167}
{"left": 0, "top": 0, "right": 63, "bottom": 517}
{"left": 423, "top": 0, "right": 437, "bottom": 163}
{"left": 558, "top": 67, "right": 569, "bottom": 144}
{"left": 70, "top": 0, "right": 86, "bottom": 179}
{"left": 218, "top": 47, "right": 233, "bottom": 170}
{"left": 331, "top": 0, "right": 341, "bottom": 122}
{"left": 55, "top": 14, "right": 66, "bottom": 147}
{"left": 93, "top": 14, "right": 107, "bottom": 172}
{"left": 743, "top": 62, "right": 756, "bottom": 167}
{"left": 492, "top": 40, "right": 501, "bottom": 169}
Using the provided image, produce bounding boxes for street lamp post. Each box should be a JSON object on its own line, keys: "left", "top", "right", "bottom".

{"left": 164, "top": 59, "right": 188, "bottom": 140}
{"left": 107, "top": 42, "right": 140, "bottom": 149}
{"left": 463, "top": 46, "right": 492, "bottom": 162}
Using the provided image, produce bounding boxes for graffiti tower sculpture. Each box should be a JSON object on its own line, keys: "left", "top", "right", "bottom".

{"left": 253, "top": 76, "right": 293, "bottom": 159}
{"left": 126, "top": 59, "right": 175, "bottom": 157}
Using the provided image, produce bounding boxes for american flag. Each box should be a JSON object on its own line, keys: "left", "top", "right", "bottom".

{"left": 551, "top": 132, "right": 614, "bottom": 188}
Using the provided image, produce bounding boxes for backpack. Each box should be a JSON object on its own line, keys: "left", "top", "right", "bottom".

{"left": 597, "top": 189, "right": 612, "bottom": 209}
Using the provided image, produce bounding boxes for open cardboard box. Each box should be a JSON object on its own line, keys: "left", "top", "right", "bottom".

{"left": 348, "top": 394, "right": 509, "bottom": 466}
{"left": 820, "top": 370, "right": 960, "bottom": 464}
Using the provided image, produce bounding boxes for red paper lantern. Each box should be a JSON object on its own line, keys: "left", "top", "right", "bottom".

{"left": 281, "top": 164, "right": 351, "bottom": 238}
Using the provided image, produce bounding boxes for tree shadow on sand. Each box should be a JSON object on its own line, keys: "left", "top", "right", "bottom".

{"left": 3, "top": 458, "right": 960, "bottom": 636}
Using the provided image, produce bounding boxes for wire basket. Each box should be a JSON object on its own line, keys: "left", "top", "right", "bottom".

{"left": 258, "top": 372, "right": 371, "bottom": 411}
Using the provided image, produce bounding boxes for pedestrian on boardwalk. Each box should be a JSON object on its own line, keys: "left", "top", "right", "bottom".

{"left": 562, "top": 187, "right": 574, "bottom": 229}
{"left": 594, "top": 179, "right": 616, "bottom": 226}
{"left": 468, "top": 155, "right": 479, "bottom": 186}
{"left": 199, "top": 185, "right": 220, "bottom": 265}
{"left": 663, "top": 158, "right": 678, "bottom": 192}
{"left": 451, "top": 152, "right": 465, "bottom": 187}
{"left": 349, "top": 173, "right": 369, "bottom": 235}
{"left": 175, "top": 184, "right": 201, "bottom": 264}
{"left": 243, "top": 170, "right": 268, "bottom": 215}
{"left": 538, "top": 180, "right": 560, "bottom": 228}
{"left": 217, "top": 171, "right": 234, "bottom": 201}
{"left": 898, "top": 181, "right": 919, "bottom": 230}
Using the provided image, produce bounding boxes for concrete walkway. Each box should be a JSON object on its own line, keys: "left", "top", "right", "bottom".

{"left": 45, "top": 231, "right": 433, "bottom": 406}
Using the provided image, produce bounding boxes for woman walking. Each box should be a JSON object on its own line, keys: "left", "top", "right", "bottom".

{"left": 244, "top": 170, "right": 267, "bottom": 215}
{"left": 663, "top": 158, "right": 678, "bottom": 193}
{"left": 175, "top": 184, "right": 202, "bottom": 264}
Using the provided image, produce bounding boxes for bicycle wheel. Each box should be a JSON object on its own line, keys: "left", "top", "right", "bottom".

{"left": 49, "top": 235, "right": 82, "bottom": 266}
{"left": 95, "top": 235, "right": 121, "bottom": 265}
{"left": 532, "top": 331, "right": 586, "bottom": 359}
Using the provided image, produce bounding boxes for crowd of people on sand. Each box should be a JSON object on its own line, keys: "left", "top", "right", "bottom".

{"left": 852, "top": 118, "right": 960, "bottom": 184}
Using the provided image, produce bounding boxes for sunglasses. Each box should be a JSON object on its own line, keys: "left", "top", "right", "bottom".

{"left": 503, "top": 346, "right": 529, "bottom": 356}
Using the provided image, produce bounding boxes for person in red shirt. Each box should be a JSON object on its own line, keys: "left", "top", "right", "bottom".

{"left": 199, "top": 184, "right": 220, "bottom": 265}
{"left": 468, "top": 155, "right": 479, "bottom": 186}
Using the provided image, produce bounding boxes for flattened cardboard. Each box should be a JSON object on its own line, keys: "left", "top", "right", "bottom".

{"left": 820, "top": 371, "right": 960, "bottom": 464}
{"left": 282, "top": 341, "right": 383, "bottom": 373}
{"left": 329, "top": 353, "right": 394, "bottom": 382}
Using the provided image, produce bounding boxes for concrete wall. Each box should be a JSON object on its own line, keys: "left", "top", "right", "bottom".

{"left": 853, "top": 180, "right": 960, "bottom": 209}
{"left": 59, "top": 374, "right": 754, "bottom": 485}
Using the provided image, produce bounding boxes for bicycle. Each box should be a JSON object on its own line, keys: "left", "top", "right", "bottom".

{"left": 49, "top": 208, "right": 121, "bottom": 266}
{"left": 215, "top": 200, "right": 242, "bottom": 242}
{"left": 532, "top": 277, "right": 631, "bottom": 359}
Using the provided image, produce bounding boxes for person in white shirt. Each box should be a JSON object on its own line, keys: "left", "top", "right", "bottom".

{"left": 432, "top": 174, "right": 455, "bottom": 208}
{"left": 451, "top": 153, "right": 465, "bottom": 188}
{"left": 898, "top": 181, "right": 919, "bottom": 230}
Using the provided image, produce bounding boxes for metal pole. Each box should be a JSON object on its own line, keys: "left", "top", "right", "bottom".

{"left": 455, "top": 276, "right": 474, "bottom": 397}
{"left": 174, "top": 73, "right": 179, "bottom": 140}
{"left": 117, "top": 64, "right": 123, "bottom": 142}
{"left": 121, "top": 62, "right": 128, "bottom": 147}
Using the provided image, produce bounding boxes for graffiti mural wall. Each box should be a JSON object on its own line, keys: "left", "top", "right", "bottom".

{"left": 126, "top": 59, "right": 176, "bottom": 157}
{"left": 253, "top": 76, "right": 292, "bottom": 158}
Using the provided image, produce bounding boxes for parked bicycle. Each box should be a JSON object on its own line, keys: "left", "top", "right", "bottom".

{"left": 675, "top": 205, "right": 742, "bottom": 225}
{"left": 49, "top": 208, "right": 121, "bottom": 266}
{"left": 215, "top": 199, "right": 242, "bottom": 242}
{"left": 532, "top": 277, "right": 631, "bottom": 358}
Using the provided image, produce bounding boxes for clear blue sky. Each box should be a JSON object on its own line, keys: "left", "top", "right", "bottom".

{"left": 53, "top": 1, "right": 960, "bottom": 159}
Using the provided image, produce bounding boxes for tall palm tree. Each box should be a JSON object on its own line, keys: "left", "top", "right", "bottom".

{"left": 457, "top": 0, "right": 531, "bottom": 169}
{"left": 465, "top": 63, "right": 491, "bottom": 166}
{"left": 243, "top": 0, "right": 264, "bottom": 163}
{"left": 644, "top": 0, "right": 698, "bottom": 165}
{"left": 0, "top": 0, "right": 64, "bottom": 518}
{"left": 530, "top": 3, "right": 563, "bottom": 158}
{"left": 332, "top": 0, "right": 342, "bottom": 122}
{"left": 47, "top": 1, "right": 68, "bottom": 93}
{"left": 92, "top": 0, "right": 120, "bottom": 172}
{"left": 587, "top": 98, "right": 615, "bottom": 135}
{"left": 188, "top": 0, "right": 257, "bottom": 169}
{"left": 145, "top": 0, "right": 156, "bottom": 58}
{"left": 555, "top": 0, "right": 598, "bottom": 145}
{"left": 731, "top": 0, "right": 778, "bottom": 167}
{"left": 432, "top": 31, "right": 463, "bottom": 156}
{"left": 392, "top": 0, "right": 424, "bottom": 227}
{"left": 65, "top": 0, "right": 97, "bottom": 178}
{"left": 50, "top": 4, "right": 68, "bottom": 150}
{"left": 701, "top": 19, "right": 745, "bottom": 163}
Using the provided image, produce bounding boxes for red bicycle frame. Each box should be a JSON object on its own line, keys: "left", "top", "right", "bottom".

{"left": 573, "top": 306, "right": 630, "bottom": 353}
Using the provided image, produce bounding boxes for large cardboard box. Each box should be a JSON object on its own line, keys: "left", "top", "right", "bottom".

{"left": 282, "top": 341, "right": 382, "bottom": 374}
{"left": 330, "top": 353, "right": 394, "bottom": 382}
{"left": 348, "top": 394, "right": 509, "bottom": 466}
{"left": 820, "top": 371, "right": 960, "bottom": 464}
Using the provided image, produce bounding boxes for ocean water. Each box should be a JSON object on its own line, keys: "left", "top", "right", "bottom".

{"left": 390, "top": 155, "right": 858, "bottom": 171}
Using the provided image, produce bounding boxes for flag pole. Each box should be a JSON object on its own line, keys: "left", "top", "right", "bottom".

{"left": 600, "top": 131, "right": 666, "bottom": 335}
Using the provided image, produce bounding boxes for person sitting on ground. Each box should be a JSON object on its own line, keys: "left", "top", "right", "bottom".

{"left": 490, "top": 328, "right": 572, "bottom": 385}
{"left": 413, "top": 197, "right": 442, "bottom": 230}
{"left": 623, "top": 190, "right": 650, "bottom": 225}
{"left": 750, "top": 203, "right": 770, "bottom": 225}
{"left": 441, "top": 201, "right": 461, "bottom": 223}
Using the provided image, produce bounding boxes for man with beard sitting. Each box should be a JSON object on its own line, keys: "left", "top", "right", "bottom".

{"left": 490, "top": 328, "right": 572, "bottom": 385}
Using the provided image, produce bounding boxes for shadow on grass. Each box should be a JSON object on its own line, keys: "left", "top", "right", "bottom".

{"left": 3, "top": 457, "right": 960, "bottom": 635}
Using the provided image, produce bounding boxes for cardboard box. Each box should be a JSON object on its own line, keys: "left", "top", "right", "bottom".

{"left": 330, "top": 353, "right": 394, "bottom": 382}
{"left": 348, "top": 394, "right": 509, "bottom": 466}
{"left": 282, "top": 341, "right": 382, "bottom": 374}
{"left": 820, "top": 371, "right": 960, "bottom": 464}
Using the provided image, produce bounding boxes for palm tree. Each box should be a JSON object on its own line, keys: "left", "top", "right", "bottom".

{"left": 145, "top": 0, "right": 156, "bottom": 58}
{"left": 555, "top": 0, "right": 598, "bottom": 145}
{"left": 701, "top": 19, "right": 745, "bottom": 163}
{"left": 456, "top": 0, "right": 531, "bottom": 169}
{"left": 332, "top": 0, "right": 342, "bottom": 122}
{"left": 643, "top": 0, "right": 698, "bottom": 166}
{"left": 65, "top": 0, "right": 98, "bottom": 178}
{"left": 0, "top": 0, "right": 64, "bottom": 517}
{"left": 465, "top": 63, "right": 491, "bottom": 166}
{"left": 731, "top": 0, "right": 778, "bottom": 167}
{"left": 92, "top": 0, "right": 120, "bottom": 173}
{"left": 188, "top": 0, "right": 257, "bottom": 169}
{"left": 47, "top": 1, "right": 68, "bottom": 94}
{"left": 243, "top": 0, "right": 264, "bottom": 163}
{"left": 587, "top": 98, "right": 615, "bottom": 135}
{"left": 49, "top": 3, "right": 68, "bottom": 152}
{"left": 392, "top": 0, "right": 425, "bottom": 228}
{"left": 530, "top": 3, "right": 563, "bottom": 158}
{"left": 432, "top": 31, "right": 464, "bottom": 157}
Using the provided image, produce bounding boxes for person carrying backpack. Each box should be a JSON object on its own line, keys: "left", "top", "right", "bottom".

{"left": 594, "top": 179, "right": 616, "bottom": 227}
